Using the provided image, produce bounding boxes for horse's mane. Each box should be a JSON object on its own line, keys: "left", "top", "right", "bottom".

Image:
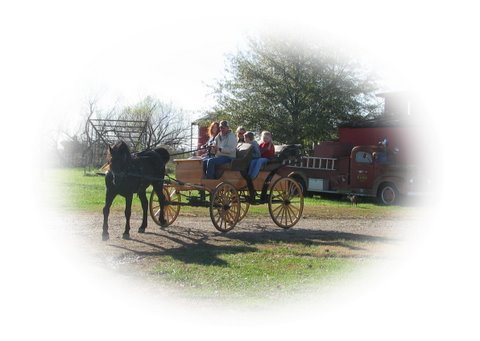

{"left": 112, "top": 140, "right": 131, "bottom": 155}
{"left": 107, "top": 141, "right": 131, "bottom": 160}
{"left": 105, "top": 141, "right": 170, "bottom": 173}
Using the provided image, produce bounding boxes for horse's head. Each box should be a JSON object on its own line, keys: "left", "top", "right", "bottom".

{"left": 153, "top": 147, "right": 170, "bottom": 164}
{"left": 108, "top": 141, "right": 132, "bottom": 173}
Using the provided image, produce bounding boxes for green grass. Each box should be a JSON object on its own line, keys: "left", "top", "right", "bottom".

{"left": 154, "top": 240, "right": 366, "bottom": 302}
{"left": 48, "top": 168, "right": 108, "bottom": 210}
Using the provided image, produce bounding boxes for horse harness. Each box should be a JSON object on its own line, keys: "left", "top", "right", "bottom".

{"left": 110, "top": 153, "right": 164, "bottom": 187}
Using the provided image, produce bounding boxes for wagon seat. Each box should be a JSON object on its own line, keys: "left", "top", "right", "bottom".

{"left": 215, "top": 142, "right": 253, "bottom": 178}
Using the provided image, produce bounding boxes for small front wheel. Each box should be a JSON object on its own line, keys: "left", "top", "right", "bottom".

{"left": 209, "top": 182, "right": 241, "bottom": 233}
{"left": 268, "top": 177, "right": 304, "bottom": 229}
{"left": 149, "top": 185, "right": 181, "bottom": 226}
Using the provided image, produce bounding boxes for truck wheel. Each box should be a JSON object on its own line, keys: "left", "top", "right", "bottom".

{"left": 377, "top": 183, "right": 399, "bottom": 205}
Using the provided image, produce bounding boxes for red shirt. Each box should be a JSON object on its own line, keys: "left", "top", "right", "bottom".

{"left": 260, "top": 142, "right": 275, "bottom": 158}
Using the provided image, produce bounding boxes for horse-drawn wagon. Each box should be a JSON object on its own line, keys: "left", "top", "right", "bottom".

{"left": 149, "top": 143, "right": 305, "bottom": 232}
{"left": 101, "top": 141, "right": 304, "bottom": 240}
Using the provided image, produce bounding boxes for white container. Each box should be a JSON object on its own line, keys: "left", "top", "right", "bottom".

{"left": 308, "top": 178, "right": 329, "bottom": 192}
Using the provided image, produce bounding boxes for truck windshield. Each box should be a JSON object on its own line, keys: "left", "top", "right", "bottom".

{"left": 355, "top": 151, "right": 373, "bottom": 164}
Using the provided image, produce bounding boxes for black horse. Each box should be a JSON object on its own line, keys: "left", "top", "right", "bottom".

{"left": 102, "top": 141, "right": 170, "bottom": 241}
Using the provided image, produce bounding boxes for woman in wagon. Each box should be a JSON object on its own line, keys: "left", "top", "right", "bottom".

{"left": 203, "top": 120, "right": 237, "bottom": 179}
{"left": 203, "top": 121, "right": 219, "bottom": 157}
{"left": 236, "top": 126, "right": 246, "bottom": 143}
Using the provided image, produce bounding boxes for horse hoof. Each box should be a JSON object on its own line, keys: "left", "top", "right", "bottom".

{"left": 160, "top": 221, "right": 169, "bottom": 228}
{"left": 102, "top": 233, "right": 110, "bottom": 241}
{"left": 122, "top": 233, "right": 130, "bottom": 240}
{"left": 138, "top": 227, "right": 146, "bottom": 233}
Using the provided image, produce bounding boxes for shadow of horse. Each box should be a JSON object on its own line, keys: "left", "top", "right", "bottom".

{"left": 105, "top": 224, "right": 396, "bottom": 268}
{"left": 102, "top": 141, "right": 170, "bottom": 241}
{"left": 109, "top": 235, "right": 257, "bottom": 267}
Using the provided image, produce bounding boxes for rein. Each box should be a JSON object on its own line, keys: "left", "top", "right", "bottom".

{"left": 168, "top": 146, "right": 205, "bottom": 157}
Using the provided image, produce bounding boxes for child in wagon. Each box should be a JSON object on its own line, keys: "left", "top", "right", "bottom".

{"left": 247, "top": 130, "right": 274, "bottom": 180}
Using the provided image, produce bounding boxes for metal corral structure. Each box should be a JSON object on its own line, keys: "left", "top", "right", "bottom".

{"left": 84, "top": 117, "right": 151, "bottom": 170}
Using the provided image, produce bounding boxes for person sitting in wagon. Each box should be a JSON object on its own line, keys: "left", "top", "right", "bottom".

{"left": 202, "top": 121, "right": 219, "bottom": 158}
{"left": 243, "top": 131, "right": 260, "bottom": 176}
{"left": 202, "top": 120, "right": 237, "bottom": 179}
{"left": 236, "top": 126, "right": 246, "bottom": 143}
{"left": 247, "top": 130, "right": 274, "bottom": 180}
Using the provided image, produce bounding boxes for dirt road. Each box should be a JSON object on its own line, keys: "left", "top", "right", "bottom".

{"left": 61, "top": 211, "right": 412, "bottom": 275}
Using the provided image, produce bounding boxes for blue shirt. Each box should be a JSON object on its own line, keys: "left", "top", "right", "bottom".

{"left": 249, "top": 140, "right": 261, "bottom": 159}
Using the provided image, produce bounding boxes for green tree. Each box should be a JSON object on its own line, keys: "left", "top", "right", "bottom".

{"left": 213, "top": 36, "right": 381, "bottom": 146}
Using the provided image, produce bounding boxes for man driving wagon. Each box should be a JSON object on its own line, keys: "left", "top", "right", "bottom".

{"left": 202, "top": 120, "right": 237, "bottom": 179}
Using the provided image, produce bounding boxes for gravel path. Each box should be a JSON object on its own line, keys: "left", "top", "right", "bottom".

{"left": 57, "top": 211, "right": 414, "bottom": 274}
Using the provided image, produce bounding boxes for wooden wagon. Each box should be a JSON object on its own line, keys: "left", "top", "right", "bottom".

{"left": 148, "top": 143, "right": 304, "bottom": 232}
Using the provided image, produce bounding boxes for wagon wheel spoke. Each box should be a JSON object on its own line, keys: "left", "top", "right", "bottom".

{"left": 281, "top": 205, "right": 289, "bottom": 226}
{"left": 285, "top": 204, "right": 295, "bottom": 225}
{"left": 149, "top": 185, "right": 181, "bottom": 227}
{"left": 287, "top": 202, "right": 300, "bottom": 213}
{"left": 271, "top": 203, "right": 284, "bottom": 215}
{"left": 214, "top": 212, "right": 223, "bottom": 226}
{"left": 225, "top": 209, "right": 235, "bottom": 223}
{"left": 273, "top": 206, "right": 283, "bottom": 223}
{"left": 272, "top": 204, "right": 285, "bottom": 222}
{"left": 237, "top": 190, "right": 250, "bottom": 222}
{"left": 285, "top": 199, "right": 301, "bottom": 221}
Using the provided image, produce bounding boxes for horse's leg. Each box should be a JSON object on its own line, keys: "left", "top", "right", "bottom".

{"left": 152, "top": 182, "right": 167, "bottom": 227}
{"left": 123, "top": 193, "right": 133, "bottom": 240}
{"left": 138, "top": 189, "right": 148, "bottom": 233}
{"left": 102, "top": 189, "right": 116, "bottom": 241}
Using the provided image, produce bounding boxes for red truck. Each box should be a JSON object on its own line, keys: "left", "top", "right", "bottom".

{"left": 278, "top": 140, "right": 426, "bottom": 205}
{"left": 277, "top": 91, "right": 431, "bottom": 206}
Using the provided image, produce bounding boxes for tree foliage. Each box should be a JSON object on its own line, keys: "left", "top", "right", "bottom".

{"left": 119, "top": 96, "right": 190, "bottom": 149}
{"left": 213, "top": 36, "right": 381, "bottom": 145}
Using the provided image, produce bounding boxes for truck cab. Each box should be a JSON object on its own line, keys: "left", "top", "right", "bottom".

{"left": 280, "top": 142, "right": 422, "bottom": 205}
{"left": 349, "top": 145, "right": 405, "bottom": 204}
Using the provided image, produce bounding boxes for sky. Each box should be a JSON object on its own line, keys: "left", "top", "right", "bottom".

{"left": 1, "top": 0, "right": 480, "bottom": 340}
{"left": 5, "top": 1, "right": 433, "bottom": 138}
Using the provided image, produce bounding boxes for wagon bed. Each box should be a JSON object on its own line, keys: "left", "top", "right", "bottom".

{"left": 149, "top": 143, "right": 304, "bottom": 232}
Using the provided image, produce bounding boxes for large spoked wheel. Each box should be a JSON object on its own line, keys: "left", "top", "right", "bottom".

{"left": 237, "top": 189, "right": 251, "bottom": 222}
{"left": 209, "top": 182, "right": 241, "bottom": 233}
{"left": 149, "top": 185, "right": 181, "bottom": 226}
{"left": 268, "top": 177, "right": 304, "bottom": 229}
